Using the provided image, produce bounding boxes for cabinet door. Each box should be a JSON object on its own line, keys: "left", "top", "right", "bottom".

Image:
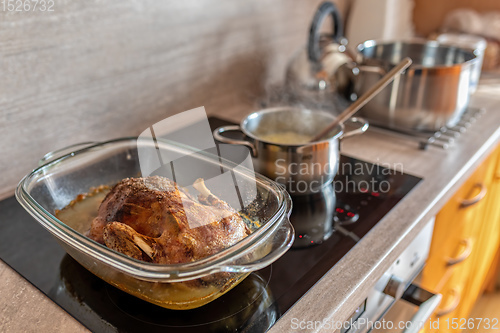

{"left": 456, "top": 146, "right": 500, "bottom": 320}
{"left": 421, "top": 222, "right": 469, "bottom": 293}
{"left": 420, "top": 145, "right": 500, "bottom": 333}
{"left": 421, "top": 154, "right": 492, "bottom": 293}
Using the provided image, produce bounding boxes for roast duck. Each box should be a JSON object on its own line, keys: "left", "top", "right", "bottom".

{"left": 88, "top": 176, "right": 251, "bottom": 264}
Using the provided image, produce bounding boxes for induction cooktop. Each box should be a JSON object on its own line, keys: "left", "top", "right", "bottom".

{"left": 0, "top": 117, "right": 421, "bottom": 332}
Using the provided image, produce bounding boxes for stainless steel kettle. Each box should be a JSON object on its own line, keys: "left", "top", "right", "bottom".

{"left": 285, "top": 1, "right": 355, "bottom": 108}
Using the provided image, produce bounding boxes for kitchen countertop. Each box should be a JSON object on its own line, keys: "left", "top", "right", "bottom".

{"left": 1, "top": 79, "right": 500, "bottom": 332}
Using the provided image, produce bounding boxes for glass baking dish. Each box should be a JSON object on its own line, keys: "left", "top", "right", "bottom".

{"left": 16, "top": 137, "right": 294, "bottom": 309}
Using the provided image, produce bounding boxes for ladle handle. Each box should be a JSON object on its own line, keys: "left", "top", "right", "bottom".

{"left": 309, "top": 57, "right": 412, "bottom": 142}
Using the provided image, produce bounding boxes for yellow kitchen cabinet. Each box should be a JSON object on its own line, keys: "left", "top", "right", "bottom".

{"left": 456, "top": 145, "right": 500, "bottom": 320}
{"left": 421, "top": 144, "right": 500, "bottom": 333}
{"left": 434, "top": 277, "right": 469, "bottom": 330}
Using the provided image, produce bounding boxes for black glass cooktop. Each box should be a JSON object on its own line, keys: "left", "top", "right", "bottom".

{"left": 0, "top": 117, "right": 421, "bottom": 332}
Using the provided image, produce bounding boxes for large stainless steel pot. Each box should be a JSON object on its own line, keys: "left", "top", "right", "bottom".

{"left": 213, "top": 107, "right": 368, "bottom": 195}
{"left": 355, "top": 39, "right": 478, "bottom": 132}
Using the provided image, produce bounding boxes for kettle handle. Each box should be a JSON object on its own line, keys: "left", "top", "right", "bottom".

{"left": 307, "top": 1, "right": 344, "bottom": 63}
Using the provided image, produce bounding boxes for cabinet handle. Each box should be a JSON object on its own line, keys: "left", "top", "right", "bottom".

{"left": 460, "top": 183, "right": 487, "bottom": 208}
{"left": 435, "top": 288, "right": 461, "bottom": 317}
{"left": 446, "top": 238, "right": 473, "bottom": 266}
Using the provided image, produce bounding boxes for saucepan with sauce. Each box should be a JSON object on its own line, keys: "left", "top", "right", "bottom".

{"left": 214, "top": 107, "right": 368, "bottom": 195}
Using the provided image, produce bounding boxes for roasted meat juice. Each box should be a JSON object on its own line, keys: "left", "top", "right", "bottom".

{"left": 55, "top": 187, "right": 109, "bottom": 234}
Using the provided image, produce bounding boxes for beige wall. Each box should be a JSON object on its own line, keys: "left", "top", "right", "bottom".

{"left": 0, "top": 0, "right": 347, "bottom": 200}
{"left": 413, "top": 0, "right": 500, "bottom": 37}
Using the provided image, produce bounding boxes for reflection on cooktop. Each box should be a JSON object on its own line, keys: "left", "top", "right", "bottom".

{"left": 50, "top": 255, "right": 276, "bottom": 332}
{"left": 290, "top": 185, "right": 336, "bottom": 248}
{"left": 0, "top": 117, "right": 421, "bottom": 332}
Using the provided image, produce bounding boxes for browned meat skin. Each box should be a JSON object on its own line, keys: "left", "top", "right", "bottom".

{"left": 88, "top": 176, "right": 250, "bottom": 264}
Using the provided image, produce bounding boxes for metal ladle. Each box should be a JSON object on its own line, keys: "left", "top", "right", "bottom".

{"left": 309, "top": 57, "right": 413, "bottom": 142}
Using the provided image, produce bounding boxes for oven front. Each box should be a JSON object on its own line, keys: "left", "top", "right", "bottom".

{"left": 343, "top": 218, "right": 442, "bottom": 333}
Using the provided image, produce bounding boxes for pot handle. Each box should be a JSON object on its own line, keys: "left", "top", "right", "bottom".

{"left": 213, "top": 125, "right": 258, "bottom": 157}
{"left": 340, "top": 117, "right": 369, "bottom": 139}
{"left": 339, "top": 63, "right": 388, "bottom": 101}
{"left": 39, "top": 142, "right": 98, "bottom": 166}
{"left": 308, "top": 1, "right": 344, "bottom": 62}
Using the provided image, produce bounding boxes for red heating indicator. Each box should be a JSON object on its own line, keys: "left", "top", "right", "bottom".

{"left": 336, "top": 208, "right": 345, "bottom": 213}
{"left": 347, "top": 212, "right": 355, "bottom": 217}
{"left": 371, "top": 192, "right": 380, "bottom": 197}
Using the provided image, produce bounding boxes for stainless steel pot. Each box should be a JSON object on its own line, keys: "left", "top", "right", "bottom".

{"left": 213, "top": 107, "right": 368, "bottom": 195}
{"left": 354, "top": 39, "right": 478, "bottom": 132}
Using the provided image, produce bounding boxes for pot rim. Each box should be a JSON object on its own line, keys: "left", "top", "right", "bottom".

{"left": 240, "top": 106, "right": 345, "bottom": 147}
{"left": 357, "top": 38, "right": 478, "bottom": 70}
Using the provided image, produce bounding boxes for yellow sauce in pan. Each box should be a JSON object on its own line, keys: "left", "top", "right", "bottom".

{"left": 259, "top": 131, "right": 312, "bottom": 144}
